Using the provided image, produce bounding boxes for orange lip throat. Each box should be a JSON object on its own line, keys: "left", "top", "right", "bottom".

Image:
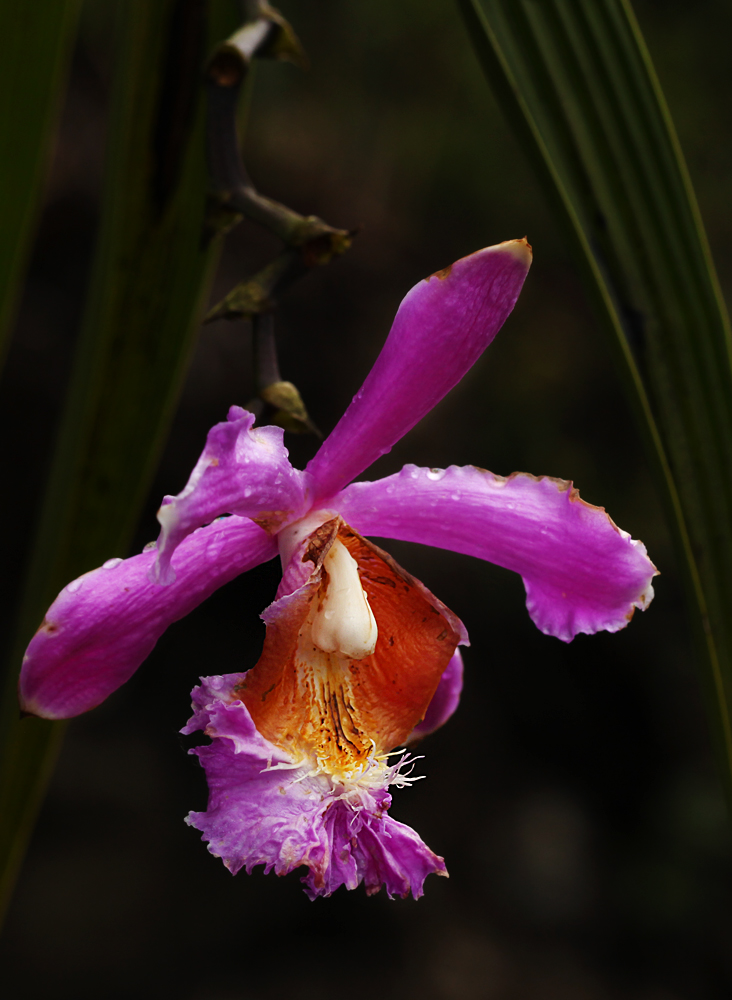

{"left": 235, "top": 517, "right": 463, "bottom": 776}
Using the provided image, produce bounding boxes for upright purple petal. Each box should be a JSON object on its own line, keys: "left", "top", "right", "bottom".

{"left": 334, "top": 465, "right": 657, "bottom": 642}
{"left": 185, "top": 675, "right": 447, "bottom": 899}
{"left": 306, "top": 240, "right": 532, "bottom": 502}
{"left": 154, "top": 406, "right": 310, "bottom": 583}
{"left": 20, "top": 518, "right": 277, "bottom": 719}
{"left": 409, "top": 650, "right": 464, "bottom": 742}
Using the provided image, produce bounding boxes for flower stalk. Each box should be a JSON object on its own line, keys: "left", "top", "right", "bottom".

{"left": 203, "top": 2, "right": 352, "bottom": 430}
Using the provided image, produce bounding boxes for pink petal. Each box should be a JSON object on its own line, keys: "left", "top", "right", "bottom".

{"left": 185, "top": 674, "right": 447, "bottom": 899}
{"left": 154, "top": 406, "right": 310, "bottom": 583}
{"left": 306, "top": 240, "right": 532, "bottom": 502}
{"left": 408, "top": 650, "right": 464, "bottom": 742}
{"left": 19, "top": 518, "right": 277, "bottom": 719}
{"left": 334, "top": 465, "right": 657, "bottom": 642}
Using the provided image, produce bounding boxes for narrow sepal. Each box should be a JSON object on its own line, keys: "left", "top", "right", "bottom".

{"left": 306, "top": 240, "right": 532, "bottom": 501}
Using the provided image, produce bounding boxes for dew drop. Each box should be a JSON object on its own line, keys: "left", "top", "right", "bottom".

{"left": 67, "top": 579, "right": 81, "bottom": 593}
{"left": 102, "top": 558, "right": 123, "bottom": 570}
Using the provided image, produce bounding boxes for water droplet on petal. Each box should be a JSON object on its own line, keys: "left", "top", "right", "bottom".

{"left": 102, "top": 558, "right": 123, "bottom": 570}
{"left": 67, "top": 579, "right": 81, "bottom": 593}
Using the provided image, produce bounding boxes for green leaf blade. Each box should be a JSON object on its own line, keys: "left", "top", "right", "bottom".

{"left": 459, "top": 0, "right": 732, "bottom": 798}
{"left": 0, "top": 0, "right": 242, "bottom": 925}
{"left": 0, "top": 1, "right": 79, "bottom": 370}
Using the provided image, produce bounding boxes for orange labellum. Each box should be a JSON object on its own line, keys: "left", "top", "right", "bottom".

{"left": 236, "top": 519, "right": 461, "bottom": 774}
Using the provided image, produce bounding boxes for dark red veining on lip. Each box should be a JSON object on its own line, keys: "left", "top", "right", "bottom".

{"left": 236, "top": 519, "right": 461, "bottom": 771}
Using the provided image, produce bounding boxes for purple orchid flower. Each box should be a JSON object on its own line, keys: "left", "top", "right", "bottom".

{"left": 20, "top": 240, "right": 657, "bottom": 900}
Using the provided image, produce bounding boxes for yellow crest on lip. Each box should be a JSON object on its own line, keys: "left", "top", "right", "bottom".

{"left": 236, "top": 518, "right": 462, "bottom": 775}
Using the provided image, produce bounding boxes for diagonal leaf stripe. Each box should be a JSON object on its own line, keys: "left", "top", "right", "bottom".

{"left": 0, "top": 0, "right": 79, "bottom": 372}
{"left": 459, "top": 0, "right": 732, "bottom": 801}
{"left": 0, "top": 0, "right": 243, "bottom": 925}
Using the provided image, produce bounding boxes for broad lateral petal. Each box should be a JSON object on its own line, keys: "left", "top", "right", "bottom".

{"left": 306, "top": 240, "right": 532, "bottom": 502}
{"left": 20, "top": 518, "right": 277, "bottom": 720}
{"left": 154, "top": 406, "right": 310, "bottom": 583}
{"left": 334, "top": 465, "right": 658, "bottom": 642}
{"left": 408, "top": 650, "right": 464, "bottom": 742}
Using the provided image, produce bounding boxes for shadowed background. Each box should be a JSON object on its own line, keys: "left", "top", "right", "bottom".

{"left": 1, "top": 0, "right": 732, "bottom": 997}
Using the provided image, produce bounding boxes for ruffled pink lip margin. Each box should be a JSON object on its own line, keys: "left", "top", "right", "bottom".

{"left": 183, "top": 674, "right": 448, "bottom": 899}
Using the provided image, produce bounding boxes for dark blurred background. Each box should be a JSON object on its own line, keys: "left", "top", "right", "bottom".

{"left": 2, "top": 1, "right": 732, "bottom": 997}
